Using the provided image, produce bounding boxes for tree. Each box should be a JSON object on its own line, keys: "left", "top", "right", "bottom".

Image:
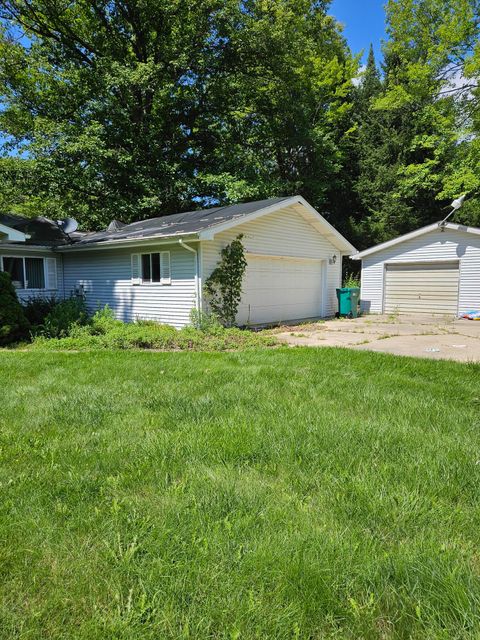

{"left": 0, "top": 1, "right": 357, "bottom": 230}
{"left": 379, "top": 0, "right": 480, "bottom": 227}
{"left": 349, "top": 25, "right": 460, "bottom": 248}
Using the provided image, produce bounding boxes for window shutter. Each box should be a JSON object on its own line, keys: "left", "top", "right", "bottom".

{"left": 131, "top": 253, "right": 141, "bottom": 285}
{"left": 160, "top": 251, "right": 171, "bottom": 285}
{"left": 45, "top": 257, "right": 58, "bottom": 290}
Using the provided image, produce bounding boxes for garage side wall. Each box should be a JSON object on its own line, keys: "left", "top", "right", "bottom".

{"left": 360, "top": 228, "right": 480, "bottom": 314}
{"left": 201, "top": 205, "right": 341, "bottom": 320}
{"left": 63, "top": 243, "right": 196, "bottom": 328}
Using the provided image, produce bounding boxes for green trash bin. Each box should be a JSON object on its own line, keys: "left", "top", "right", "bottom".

{"left": 336, "top": 287, "right": 360, "bottom": 318}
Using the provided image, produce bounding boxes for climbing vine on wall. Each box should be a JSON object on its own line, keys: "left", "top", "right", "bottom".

{"left": 204, "top": 235, "right": 247, "bottom": 326}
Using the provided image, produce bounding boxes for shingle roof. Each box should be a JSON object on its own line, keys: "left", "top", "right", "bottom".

{"left": 0, "top": 213, "right": 70, "bottom": 246}
{"left": 0, "top": 197, "right": 358, "bottom": 254}
{"left": 69, "top": 197, "right": 291, "bottom": 246}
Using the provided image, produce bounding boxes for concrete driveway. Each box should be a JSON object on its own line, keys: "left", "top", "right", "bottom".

{"left": 273, "top": 314, "right": 480, "bottom": 362}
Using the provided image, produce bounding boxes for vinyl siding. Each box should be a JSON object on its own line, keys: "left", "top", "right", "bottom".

{"left": 201, "top": 205, "right": 342, "bottom": 318}
{"left": 0, "top": 247, "right": 64, "bottom": 303}
{"left": 360, "top": 228, "right": 480, "bottom": 314}
{"left": 63, "top": 243, "right": 197, "bottom": 328}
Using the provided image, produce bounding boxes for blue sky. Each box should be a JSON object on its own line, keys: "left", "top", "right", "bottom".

{"left": 330, "top": 0, "right": 387, "bottom": 63}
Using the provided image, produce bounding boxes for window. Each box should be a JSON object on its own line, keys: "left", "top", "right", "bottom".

{"left": 1, "top": 256, "right": 48, "bottom": 289}
{"left": 140, "top": 252, "right": 171, "bottom": 285}
{"left": 2, "top": 257, "right": 24, "bottom": 288}
{"left": 25, "top": 258, "right": 45, "bottom": 288}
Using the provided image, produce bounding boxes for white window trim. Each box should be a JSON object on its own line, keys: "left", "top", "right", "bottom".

{"left": 0, "top": 255, "right": 50, "bottom": 290}
{"left": 140, "top": 251, "right": 171, "bottom": 285}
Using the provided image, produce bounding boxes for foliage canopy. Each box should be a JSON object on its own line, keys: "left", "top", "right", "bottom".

{"left": 0, "top": 1, "right": 478, "bottom": 247}
{"left": 0, "top": 0, "right": 356, "bottom": 230}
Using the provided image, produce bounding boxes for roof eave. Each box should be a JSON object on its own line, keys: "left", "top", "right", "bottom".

{"left": 0, "top": 222, "right": 29, "bottom": 242}
{"left": 351, "top": 220, "right": 480, "bottom": 260}
{"left": 0, "top": 243, "right": 55, "bottom": 252}
{"left": 294, "top": 196, "right": 357, "bottom": 253}
{"left": 55, "top": 231, "right": 200, "bottom": 252}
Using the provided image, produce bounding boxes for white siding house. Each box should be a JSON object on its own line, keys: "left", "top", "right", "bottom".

{"left": 352, "top": 222, "right": 480, "bottom": 316}
{"left": 63, "top": 243, "right": 197, "bottom": 326}
{"left": 1, "top": 196, "right": 356, "bottom": 327}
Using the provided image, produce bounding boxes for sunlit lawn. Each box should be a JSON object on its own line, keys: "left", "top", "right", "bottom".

{"left": 1, "top": 348, "right": 479, "bottom": 639}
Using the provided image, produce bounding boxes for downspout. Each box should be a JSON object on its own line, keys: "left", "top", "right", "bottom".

{"left": 178, "top": 239, "right": 201, "bottom": 315}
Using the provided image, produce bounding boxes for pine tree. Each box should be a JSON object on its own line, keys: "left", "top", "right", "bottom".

{"left": 350, "top": 41, "right": 457, "bottom": 248}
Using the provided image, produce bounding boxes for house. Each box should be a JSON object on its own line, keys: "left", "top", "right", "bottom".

{"left": 351, "top": 221, "right": 480, "bottom": 316}
{"left": 0, "top": 196, "right": 356, "bottom": 327}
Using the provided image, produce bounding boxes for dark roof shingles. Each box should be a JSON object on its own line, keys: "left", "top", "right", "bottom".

{"left": 1, "top": 197, "right": 292, "bottom": 248}
{"left": 70, "top": 197, "right": 291, "bottom": 246}
{"left": 0, "top": 214, "right": 69, "bottom": 246}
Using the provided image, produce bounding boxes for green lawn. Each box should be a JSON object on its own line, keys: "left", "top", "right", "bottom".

{"left": 1, "top": 348, "right": 479, "bottom": 639}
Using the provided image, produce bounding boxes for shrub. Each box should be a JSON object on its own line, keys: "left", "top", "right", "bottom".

{"left": 40, "top": 296, "right": 89, "bottom": 338}
{"left": 23, "top": 296, "right": 58, "bottom": 327}
{"left": 31, "top": 314, "right": 277, "bottom": 352}
{"left": 0, "top": 272, "right": 30, "bottom": 345}
{"left": 343, "top": 272, "right": 360, "bottom": 288}
{"left": 189, "top": 308, "right": 222, "bottom": 333}
{"left": 30, "top": 303, "right": 277, "bottom": 352}
{"left": 204, "top": 235, "right": 247, "bottom": 326}
{"left": 89, "top": 305, "right": 121, "bottom": 334}
{"left": 99, "top": 321, "right": 179, "bottom": 349}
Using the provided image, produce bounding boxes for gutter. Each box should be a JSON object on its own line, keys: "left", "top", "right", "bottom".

{"left": 0, "top": 243, "right": 56, "bottom": 253}
{"left": 55, "top": 232, "right": 199, "bottom": 252}
{"left": 178, "top": 239, "right": 201, "bottom": 315}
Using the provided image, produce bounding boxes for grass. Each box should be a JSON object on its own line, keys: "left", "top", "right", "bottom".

{"left": 1, "top": 347, "right": 480, "bottom": 639}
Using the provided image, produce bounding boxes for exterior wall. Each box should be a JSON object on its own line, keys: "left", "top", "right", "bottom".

{"left": 201, "top": 205, "right": 342, "bottom": 317}
{"left": 0, "top": 246, "right": 64, "bottom": 303}
{"left": 63, "top": 242, "right": 197, "bottom": 328}
{"left": 360, "top": 228, "right": 480, "bottom": 314}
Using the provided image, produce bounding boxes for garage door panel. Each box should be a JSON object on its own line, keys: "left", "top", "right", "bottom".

{"left": 237, "top": 256, "right": 323, "bottom": 324}
{"left": 384, "top": 262, "right": 459, "bottom": 315}
{"left": 387, "top": 288, "right": 459, "bottom": 297}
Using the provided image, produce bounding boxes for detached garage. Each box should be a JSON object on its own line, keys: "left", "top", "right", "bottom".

{"left": 352, "top": 222, "right": 480, "bottom": 317}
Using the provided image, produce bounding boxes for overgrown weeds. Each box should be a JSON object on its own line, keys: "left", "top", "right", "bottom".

{"left": 30, "top": 305, "right": 277, "bottom": 351}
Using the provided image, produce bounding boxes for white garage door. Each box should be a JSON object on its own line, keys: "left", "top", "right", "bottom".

{"left": 384, "top": 262, "right": 459, "bottom": 315}
{"left": 236, "top": 255, "right": 323, "bottom": 325}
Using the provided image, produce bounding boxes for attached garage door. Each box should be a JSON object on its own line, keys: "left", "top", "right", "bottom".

{"left": 384, "top": 262, "right": 459, "bottom": 315}
{"left": 236, "top": 255, "right": 323, "bottom": 325}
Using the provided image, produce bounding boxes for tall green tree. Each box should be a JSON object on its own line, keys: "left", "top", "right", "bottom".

{"left": 0, "top": 0, "right": 356, "bottom": 230}
{"left": 348, "top": 45, "right": 396, "bottom": 245}
{"left": 348, "top": 22, "right": 461, "bottom": 248}
{"left": 381, "top": 0, "right": 480, "bottom": 227}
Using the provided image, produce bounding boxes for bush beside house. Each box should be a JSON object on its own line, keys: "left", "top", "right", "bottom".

{"left": 0, "top": 295, "right": 276, "bottom": 351}
{"left": 31, "top": 305, "right": 276, "bottom": 351}
{"left": 0, "top": 272, "right": 30, "bottom": 345}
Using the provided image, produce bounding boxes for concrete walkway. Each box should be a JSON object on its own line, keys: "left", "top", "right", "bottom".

{"left": 273, "top": 314, "right": 480, "bottom": 362}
